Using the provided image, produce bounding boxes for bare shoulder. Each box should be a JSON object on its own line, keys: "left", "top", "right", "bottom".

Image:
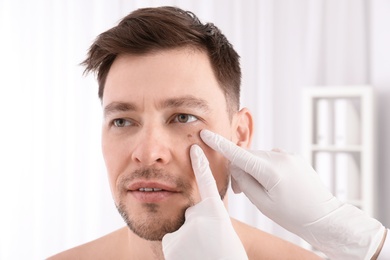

{"left": 231, "top": 218, "right": 323, "bottom": 260}
{"left": 46, "top": 227, "right": 128, "bottom": 260}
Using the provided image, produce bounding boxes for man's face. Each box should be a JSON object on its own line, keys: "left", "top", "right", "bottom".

{"left": 102, "top": 48, "right": 236, "bottom": 241}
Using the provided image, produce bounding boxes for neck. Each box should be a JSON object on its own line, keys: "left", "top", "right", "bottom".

{"left": 126, "top": 227, "right": 165, "bottom": 259}
{"left": 150, "top": 241, "right": 164, "bottom": 259}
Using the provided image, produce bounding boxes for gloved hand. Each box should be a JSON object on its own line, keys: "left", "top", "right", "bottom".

{"left": 162, "top": 144, "right": 248, "bottom": 260}
{"left": 200, "top": 129, "right": 386, "bottom": 260}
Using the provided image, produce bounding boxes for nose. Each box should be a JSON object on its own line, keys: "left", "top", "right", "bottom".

{"left": 131, "top": 126, "right": 172, "bottom": 166}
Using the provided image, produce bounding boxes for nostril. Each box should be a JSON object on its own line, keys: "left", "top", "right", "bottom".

{"left": 131, "top": 134, "right": 171, "bottom": 165}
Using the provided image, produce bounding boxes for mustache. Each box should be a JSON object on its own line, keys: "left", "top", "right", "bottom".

{"left": 118, "top": 167, "right": 192, "bottom": 190}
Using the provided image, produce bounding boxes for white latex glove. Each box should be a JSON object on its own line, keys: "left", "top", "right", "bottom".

{"left": 200, "top": 129, "right": 386, "bottom": 260}
{"left": 162, "top": 144, "right": 248, "bottom": 260}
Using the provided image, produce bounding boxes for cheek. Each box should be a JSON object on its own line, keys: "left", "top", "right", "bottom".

{"left": 201, "top": 146, "right": 229, "bottom": 190}
{"left": 185, "top": 131, "right": 200, "bottom": 145}
{"left": 102, "top": 135, "right": 117, "bottom": 173}
{"left": 184, "top": 130, "right": 229, "bottom": 192}
{"left": 101, "top": 133, "right": 127, "bottom": 197}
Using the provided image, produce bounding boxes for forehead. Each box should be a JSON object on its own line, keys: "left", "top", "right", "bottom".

{"left": 102, "top": 48, "right": 226, "bottom": 107}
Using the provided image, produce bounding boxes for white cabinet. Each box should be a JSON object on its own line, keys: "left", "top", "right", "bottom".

{"left": 302, "top": 86, "right": 376, "bottom": 217}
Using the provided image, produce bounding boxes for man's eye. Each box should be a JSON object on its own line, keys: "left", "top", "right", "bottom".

{"left": 112, "top": 118, "right": 132, "bottom": 127}
{"left": 172, "top": 114, "right": 198, "bottom": 123}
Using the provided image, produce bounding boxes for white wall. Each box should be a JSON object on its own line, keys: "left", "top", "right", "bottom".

{"left": 370, "top": 0, "right": 390, "bottom": 226}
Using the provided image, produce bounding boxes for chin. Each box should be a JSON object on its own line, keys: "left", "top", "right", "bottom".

{"left": 116, "top": 201, "right": 191, "bottom": 241}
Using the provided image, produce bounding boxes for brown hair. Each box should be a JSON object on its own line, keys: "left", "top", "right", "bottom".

{"left": 82, "top": 6, "right": 241, "bottom": 112}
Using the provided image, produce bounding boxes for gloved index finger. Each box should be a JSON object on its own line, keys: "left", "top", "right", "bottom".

{"left": 200, "top": 129, "right": 268, "bottom": 186}
{"left": 190, "top": 144, "right": 220, "bottom": 200}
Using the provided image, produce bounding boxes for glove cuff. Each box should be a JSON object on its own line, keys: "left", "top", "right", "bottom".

{"left": 302, "top": 204, "right": 385, "bottom": 260}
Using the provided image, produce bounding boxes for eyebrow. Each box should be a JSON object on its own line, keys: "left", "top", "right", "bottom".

{"left": 104, "top": 102, "right": 136, "bottom": 118}
{"left": 103, "top": 95, "right": 210, "bottom": 118}
{"left": 159, "top": 95, "right": 210, "bottom": 112}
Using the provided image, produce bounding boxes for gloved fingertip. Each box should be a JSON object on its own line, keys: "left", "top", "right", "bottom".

{"left": 190, "top": 144, "right": 220, "bottom": 200}
{"left": 200, "top": 129, "right": 214, "bottom": 143}
{"left": 190, "top": 144, "right": 202, "bottom": 157}
{"left": 190, "top": 144, "right": 208, "bottom": 175}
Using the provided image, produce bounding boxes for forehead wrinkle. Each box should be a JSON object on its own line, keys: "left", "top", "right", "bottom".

{"left": 158, "top": 95, "right": 211, "bottom": 113}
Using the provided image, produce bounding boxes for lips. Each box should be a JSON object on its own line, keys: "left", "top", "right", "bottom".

{"left": 127, "top": 181, "right": 178, "bottom": 193}
{"left": 127, "top": 181, "right": 179, "bottom": 203}
{"left": 138, "top": 188, "right": 163, "bottom": 192}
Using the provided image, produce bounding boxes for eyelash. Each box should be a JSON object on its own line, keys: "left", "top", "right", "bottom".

{"left": 171, "top": 114, "right": 199, "bottom": 124}
{"left": 112, "top": 118, "right": 133, "bottom": 128}
{"left": 111, "top": 113, "right": 199, "bottom": 128}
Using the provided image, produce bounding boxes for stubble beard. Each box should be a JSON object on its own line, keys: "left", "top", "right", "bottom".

{"left": 116, "top": 199, "right": 192, "bottom": 241}
{"left": 116, "top": 166, "right": 229, "bottom": 241}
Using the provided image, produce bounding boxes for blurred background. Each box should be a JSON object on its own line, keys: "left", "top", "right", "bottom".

{"left": 0, "top": 0, "right": 389, "bottom": 259}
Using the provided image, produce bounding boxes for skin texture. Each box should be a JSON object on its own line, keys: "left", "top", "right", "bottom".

{"left": 102, "top": 48, "right": 236, "bottom": 242}
{"left": 48, "top": 47, "right": 322, "bottom": 259}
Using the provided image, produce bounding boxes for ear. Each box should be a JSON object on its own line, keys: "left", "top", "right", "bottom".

{"left": 232, "top": 107, "right": 253, "bottom": 148}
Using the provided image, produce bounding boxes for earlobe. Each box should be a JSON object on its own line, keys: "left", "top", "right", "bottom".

{"left": 234, "top": 108, "right": 253, "bottom": 148}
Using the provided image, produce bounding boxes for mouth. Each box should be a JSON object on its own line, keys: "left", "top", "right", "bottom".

{"left": 127, "top": 181, "right": 179, "bottom": 203}
{"left": 128, "top": 181, "right": 178, "bottom": 192}
{"left": 137, "top": 188, "right": 163, "bottom": 192}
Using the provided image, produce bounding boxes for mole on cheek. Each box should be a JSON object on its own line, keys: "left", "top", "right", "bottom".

{"left": 187, "top": 132, "right": 202, "bottom": 147}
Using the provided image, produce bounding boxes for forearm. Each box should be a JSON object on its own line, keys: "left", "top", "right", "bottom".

{"left": 297, "top": 204, "right": 384, "bottom": 260}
